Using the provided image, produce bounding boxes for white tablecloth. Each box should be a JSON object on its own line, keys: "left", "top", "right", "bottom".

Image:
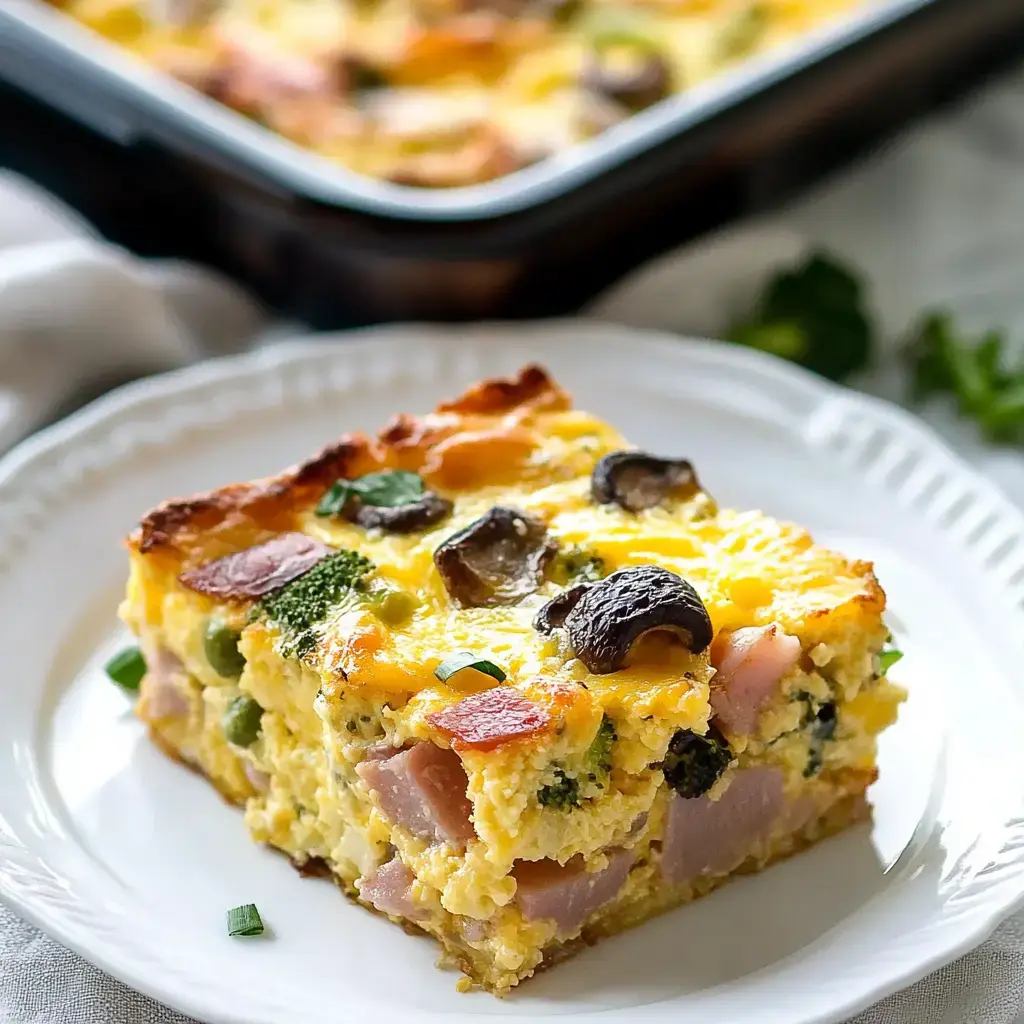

{"left": 2, "top": 65, "right": 1024, "bottom": 1024}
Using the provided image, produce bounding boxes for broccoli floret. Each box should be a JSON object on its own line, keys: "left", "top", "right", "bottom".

{"left": 550, "top": 546, "right": 607, "bottom": 585}
{"left": 254, "top": 549, "right": 374, "bottom": 657}
{"left": 799, "top": 696, "right": 837, "bottom": 777}
{"left": 537, "top": 769, "right": 580, "bottom": 810}
{"left": 587, "top": 714, "right": 617, "bottom": 774}
{"left": 660, "top": 725, "right": 732, "bottom": 799}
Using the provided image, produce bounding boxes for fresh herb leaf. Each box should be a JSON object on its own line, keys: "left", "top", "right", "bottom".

{"left": 587, "top": 714, "right": 617, "bottom": 774}
{"left": 906, "top": 314, "right": 1024, "bottom": 445}
{"left": 316, "top": 471, "right": 424, "bottom": 517}
{"left": 537, "top": 768, "right": 580, "bottom": 810}
{"left": 104, "top": 646, "right": 147, "bottom": 692}
{"left": 254, "top": 549, "right": 374, "bottom": 657}
{"left": 878, "top": 648, "right": 903, "bottom": 674}
{"left": 434, "top": 651, "right": 506, "bottom": 684}
{"left": 226, "top": 904, "right": 265, "bottom": 937}
{"left": 729, "top": 251, "right": 874, "bottom": 382}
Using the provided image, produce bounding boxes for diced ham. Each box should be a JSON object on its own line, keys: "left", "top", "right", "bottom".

{"left": 139, "top": 647, "right": 189, "bottom": 720}
{"left": 709, "top": 624, "right": 801, "bottom": 735}
{"left": 661, "top": 766, "right": 784, "bottom": 885}
{"left": 178, "top": 533, "right": 332, "bottom": 600}
{"left": 428, "top": 687, "right": 550, "bottom": 751}
{"left": 244, "top": 763, "right": 270, "bottom": 793}
{"left": 356, "top": 743, "right": 475, "bottom": 845}
{"left": 514, "top": 848, "right": 633, "bottom": 936}
{"left": 358, "top": 858, "right": 425, "bottom": 920}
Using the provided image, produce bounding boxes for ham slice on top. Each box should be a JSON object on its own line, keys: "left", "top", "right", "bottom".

{"left": 356, "top": 742, "right": 476, "bottom": 845}
{"left": 661, "top": 766, "right": 784, "bottom": 884}
{"left": 178, "top": 533, "right": 333, "bottom": 599}
{"left": 709, "top": 624, "right": 801, "bottom": 735}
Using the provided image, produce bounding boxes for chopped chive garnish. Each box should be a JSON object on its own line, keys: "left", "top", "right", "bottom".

{"left": 227, "top": 904, "right": 265, "bottom": 937}
{"left": 434, "top": 651, "right": 506, "bottom": 684}
{"left": 878, "top": 649, "right": 904, "bottom": 674}
{"left": 104, "top": 646, "right": 147, "bottom": 692}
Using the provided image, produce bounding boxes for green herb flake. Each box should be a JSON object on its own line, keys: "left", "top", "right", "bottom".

{"left": 550, "top": 546, "right": 607, "bottom": 585}
{"left": 537, "top": 768, "right": 580, "bottom": 810}
{"left": 878, "top": 648, "right": 904, "bottom": 674}
{"left": 728, "top": 251, "right": 874, "bottom": 383}
{"left": 104, "top": 646, "right": 147, "bottom": 692}
{"left": 255, "top": 549, "right": 374, "bottom": 657}
{"left": 587, "top": 714, "right": 617, "bottom": 774}
{"left": 226, "top": 904, "right": 265, "bottom": 937}
{"left": 316, "top": 471, "right": 425, "bottom": 518}
{"left": 434, "top": 651, "right": 507, "bottom": 684}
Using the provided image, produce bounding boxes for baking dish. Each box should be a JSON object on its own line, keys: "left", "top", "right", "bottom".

{"left": 2, "top": 0, "right": 1023, "bottom": 324}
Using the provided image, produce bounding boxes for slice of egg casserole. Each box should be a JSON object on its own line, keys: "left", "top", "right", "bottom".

{"left": 119, "top": 365, "right": 905, "bottom": 992}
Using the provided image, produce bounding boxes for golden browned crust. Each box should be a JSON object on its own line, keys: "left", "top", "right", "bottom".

{"left": 129, "top": 364, "right": 568, "bottom": 569}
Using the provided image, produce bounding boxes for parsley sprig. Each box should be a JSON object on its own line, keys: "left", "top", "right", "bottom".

{"left": 905, "top": 313, "right": 1024, "bottom": 444}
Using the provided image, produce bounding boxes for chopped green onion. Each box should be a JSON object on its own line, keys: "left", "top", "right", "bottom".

{"left": 581, "top": 7, "right": 660, "bottom": 50}
{"left": 226, "top": 904, "right": 265, "bottom": 937}
{"left": 878, "top": 649, "right": 904, "bottom": 674}
{"left": 104, "top": 646, "right": 147, "bottom": 692}
{"left": 434, "top": 651, "right": 506, "bottom": 684}
{"left": 316, "top": 471, "right": 425, "bottom": 517}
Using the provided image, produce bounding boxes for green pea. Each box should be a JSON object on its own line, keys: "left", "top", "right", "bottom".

{"left": 222, "top": 696, "right": 263, "bottom": 747}
{"left": 204, "top": 620, "right": 246, "bottom": 678}
{"left": 367, "top": 583, "right": 419, "bottom": 627}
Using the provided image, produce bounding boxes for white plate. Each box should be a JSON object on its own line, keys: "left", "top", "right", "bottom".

{"left": 2, "top": 322, "right": 1024, "bottom": 1024}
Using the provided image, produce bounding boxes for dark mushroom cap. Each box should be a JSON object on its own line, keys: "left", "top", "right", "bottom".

{"left": 581, "top": 52, "right": 670, "bottom": 112}
{"left": 349, "top": 491, "right": 453, "bottom": 534}
{"left": 533, "top": 582, "right": 590, "bottom": 634}
{"left": 591, "top": 450, "right": 699, "bottom": 512}
{"left": 434, "top": 506, "right": 557, "bottom": 608}
{"left": 562, "top": 565, "right": 712, "bottom": 674}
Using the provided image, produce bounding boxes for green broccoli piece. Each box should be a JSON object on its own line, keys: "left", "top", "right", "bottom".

{"left": 728, "top": 251, "right": 874, "bottom": 382}
{"left": 660, "top": 725, "right": 732, "bottom": 799}
{"left": 587, "top": 714, "right": 617, "bottom": 774}
{"left": 550, "top": 546, "right": 607, "bottom": 585}
{"left": 537, "top": 769, "right": 580, "bottom": 810}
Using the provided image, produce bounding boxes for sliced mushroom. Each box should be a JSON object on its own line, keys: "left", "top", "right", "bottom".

{"left": 581, "top": 52, "right": 670, "bottom": 112}
{"left": 349, "top": 492, "right": 453, "bottom": 534}
{"left": 560, "top": 565, "right": 712, "bottom": 674}
{"left": 434, "top": 506, "right": 556, "bottom": 607}
{"left": 591, "top": 451, "right": 698, "bottom": 512}
{"left": 534, "top": 583, "right": 590, "bottom": 634}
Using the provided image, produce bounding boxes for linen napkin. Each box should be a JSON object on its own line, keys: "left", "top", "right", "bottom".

{"left": 3, "top": 63, "right": 1024, "bottom": 1024}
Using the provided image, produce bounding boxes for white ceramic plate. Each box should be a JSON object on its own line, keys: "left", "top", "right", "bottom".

{"left": 2, "top": 322, "right": 1024, "bottom": 1024}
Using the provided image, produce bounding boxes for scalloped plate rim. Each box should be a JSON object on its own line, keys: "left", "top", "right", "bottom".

{"left": 0, "top": 319, "right": 1022, "bottom": 1024}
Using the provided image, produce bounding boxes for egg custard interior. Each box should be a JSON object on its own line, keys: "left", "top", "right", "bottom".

{"left": 120, "top": 365, "right": 905, "bottom": 993}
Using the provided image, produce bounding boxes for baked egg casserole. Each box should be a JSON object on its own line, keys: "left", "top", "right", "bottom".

{"left": 53, "top": 0, "right": 867, "bottom": 186}
{"left": 118, "top": 365, "right": 905, "bottom": 992}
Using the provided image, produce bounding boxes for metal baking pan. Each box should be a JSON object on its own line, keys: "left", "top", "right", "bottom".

{"left": 2, "top": 0, "right": 1024, "bottom": 325}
